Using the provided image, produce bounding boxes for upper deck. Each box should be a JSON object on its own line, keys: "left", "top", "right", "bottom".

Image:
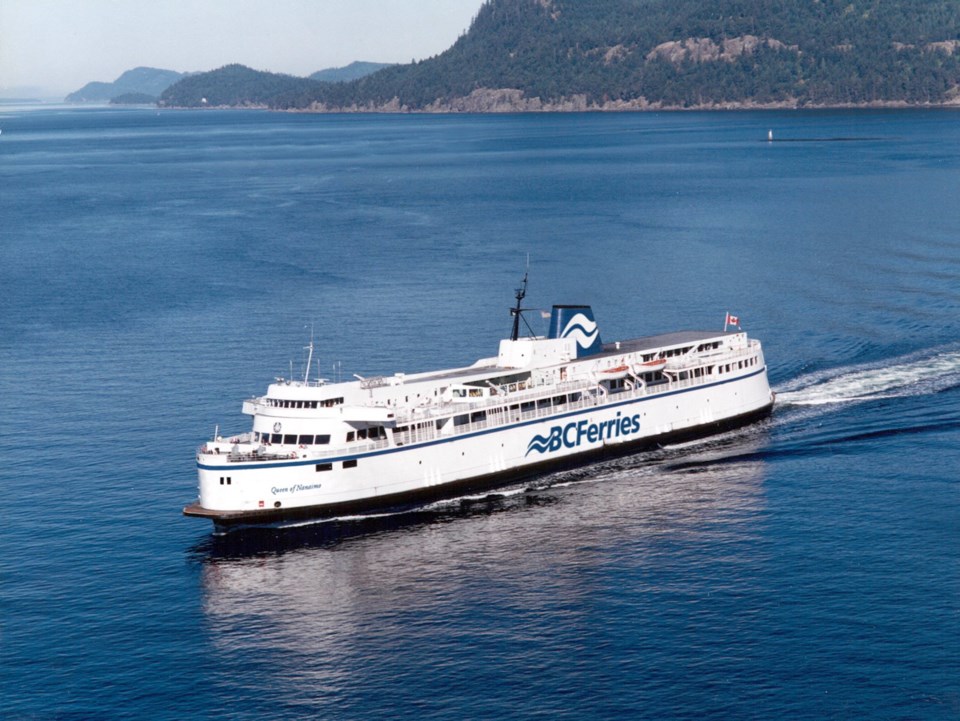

{"left": 242, "top": 326, "right": 755, "bottom": 424}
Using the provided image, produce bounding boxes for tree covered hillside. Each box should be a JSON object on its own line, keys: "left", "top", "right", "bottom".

{"left": 160, "top": 0, "right": 960, "bottom": 110}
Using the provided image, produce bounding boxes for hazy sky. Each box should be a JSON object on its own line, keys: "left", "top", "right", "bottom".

{"left": 1, "top": 0, "right": 486, "bottom": 97}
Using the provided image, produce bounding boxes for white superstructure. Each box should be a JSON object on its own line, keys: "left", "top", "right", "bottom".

{"left": 185, "top": 291, "right": 774, "bottom": 529}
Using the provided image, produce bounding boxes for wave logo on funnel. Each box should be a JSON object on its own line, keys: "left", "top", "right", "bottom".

{"left": 561, "top": 313, "right": 599, "bottom": 350}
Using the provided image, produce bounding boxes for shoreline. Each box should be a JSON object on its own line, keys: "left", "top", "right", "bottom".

{"left": 154, "top": 100, "right": 960, "bottom": 114}
{"left": 152, "top": 88, "right": 960, "bottom": 114}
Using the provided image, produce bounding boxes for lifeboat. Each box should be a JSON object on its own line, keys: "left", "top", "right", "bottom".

{"left": 601, "top": 364, "right": 630, "bottom": 379}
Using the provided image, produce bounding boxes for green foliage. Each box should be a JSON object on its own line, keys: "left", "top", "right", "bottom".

{"left": 159, "top": 65, "right": 322, "bottom": 107}
{"left": 110, "top": 93, "right": 158, "bottom": 105}
{"left": 160, "top": 0, "right": 960, "bottom": 109}
{"left": 309, "top": 62, "right": 395, "bottom": 83}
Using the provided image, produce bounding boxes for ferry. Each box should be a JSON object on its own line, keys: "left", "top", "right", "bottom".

{"left": 185, "top": 278, "right": 774, "bottom": 529}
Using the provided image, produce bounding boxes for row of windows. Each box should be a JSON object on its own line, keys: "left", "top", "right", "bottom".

{"left": 721, "top": 356, "right": 758, "bottom": 374}
{"left": 395, "top": 420, "right": 433, "bottom": 435}
{"left": 315, "top": 459, "right": 358, "bottom": 472}
{"left": 676, "top": 367, "right": 709, "bottom": 381}
{"left": 451, "top": 387, "right": 485, "bottom": 398}
{"left": 255, "top": 432, "right": 331, "bottom": 445}
{"left": 673, "top": 356, "right": 757, "bottom": 381}
{"left": 640, "top": 342, "right": 721, "bottom": 363}
{"left": 253, "top": 426, "right": 387, "bottom": 446}
{"left": 347, "top": 426, "right": 385, "bottom": 442}
{"left": 266, "top": 397, "right": 344, "bottom": 409}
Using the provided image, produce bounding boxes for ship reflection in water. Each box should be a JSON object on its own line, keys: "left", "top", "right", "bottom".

{"left": 192, "top": 431, "right": 771, "bottom": 712}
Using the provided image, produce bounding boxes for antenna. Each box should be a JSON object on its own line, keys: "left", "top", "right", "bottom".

{"left": 510, "top": 269, "right": 529, "bottom": 342}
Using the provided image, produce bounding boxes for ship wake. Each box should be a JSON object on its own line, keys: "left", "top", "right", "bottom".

{"left": 776, "top": 346, "right": 960, "bottom": 408}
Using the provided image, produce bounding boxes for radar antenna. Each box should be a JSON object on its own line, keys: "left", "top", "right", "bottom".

{"left": 510, "top": 270, "right": 529, "bottom": 342}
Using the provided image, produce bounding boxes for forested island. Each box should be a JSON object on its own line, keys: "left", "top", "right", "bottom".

{"left": 158, "top": 0, "right": 960, "bottom": 112}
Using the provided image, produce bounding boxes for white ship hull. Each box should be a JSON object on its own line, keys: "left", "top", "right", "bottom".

{"left": 191, "top": 377, "right": 772, "bottom": 528}
{"left": 186, "top": 300, "right": 773, "bottom": 529}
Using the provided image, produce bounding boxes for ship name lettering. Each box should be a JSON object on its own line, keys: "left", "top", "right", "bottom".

{"left": 271, "top": 483, "right": 323, "bottom": 495}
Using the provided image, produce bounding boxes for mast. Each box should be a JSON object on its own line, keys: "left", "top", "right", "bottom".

{"left": 303, "top": 338, "right": 314, "bottom": 384}
{"left": 510, "top": 270, "right": 528, "bottom": 341}
{"left": 304, "top": 323, "right": 315, "bottom": 384}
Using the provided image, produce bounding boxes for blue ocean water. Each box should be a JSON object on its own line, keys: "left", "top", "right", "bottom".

{"left": 1, "top": 105, "right": 958, "bottom": 720}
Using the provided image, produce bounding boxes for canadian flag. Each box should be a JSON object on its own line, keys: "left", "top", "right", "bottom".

{"left": 725, "top": 312, "right": 740, "bottom": 329}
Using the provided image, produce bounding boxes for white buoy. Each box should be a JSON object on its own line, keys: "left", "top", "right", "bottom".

{"left": 768, "top": 129, "right": 773, "bottom": 141}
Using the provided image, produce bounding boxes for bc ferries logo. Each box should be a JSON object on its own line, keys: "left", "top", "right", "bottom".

{"left": 561, "top": 313, "right": 599, "bottom": 350}
{"left": 526, "top": 412, "right": 642, "bottom": 456}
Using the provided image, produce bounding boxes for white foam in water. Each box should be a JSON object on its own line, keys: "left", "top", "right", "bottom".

{"left": 777, "top": 348, "right": 960, "bottom": 406}
{"left": 421, "top": 485, "right": 530, "bottom": 510}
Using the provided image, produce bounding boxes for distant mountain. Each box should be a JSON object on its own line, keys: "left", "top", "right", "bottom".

{"left": 66, "top": 67, "right": 186, "bottom": 103}
{"left": 160, "top": 0, "right": 960, "bottom": 111}
{"left": 309, "top": 62, "right": 394, "bottom": 83}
